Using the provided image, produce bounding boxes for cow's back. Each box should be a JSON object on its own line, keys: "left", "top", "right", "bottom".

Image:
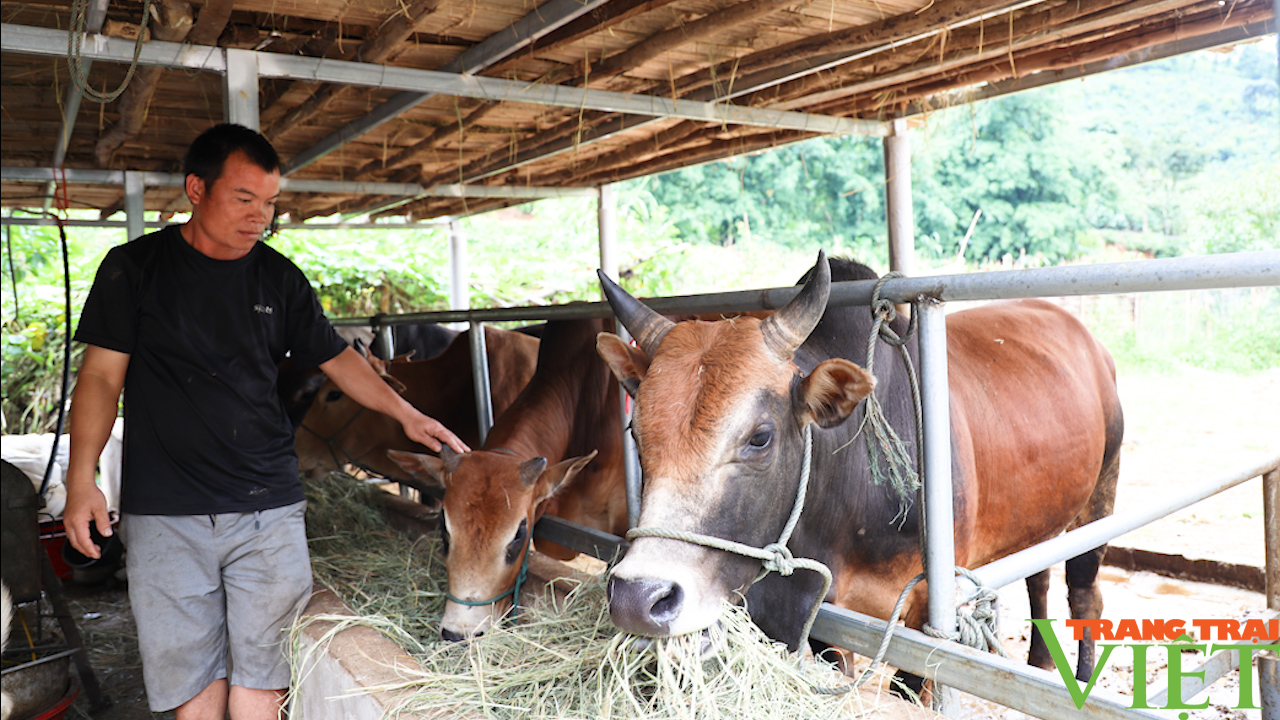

{"left": 946, "top": 299, "right": 1122, "bottom": 567}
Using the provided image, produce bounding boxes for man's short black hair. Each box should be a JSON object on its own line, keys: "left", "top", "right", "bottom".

{"left": 183, "top": 123, "right": 280, "bottom": 188}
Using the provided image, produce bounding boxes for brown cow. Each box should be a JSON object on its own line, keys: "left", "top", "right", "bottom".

{"left": 388, "top": 318, "right": 626, "bottom": 641}
{"left": 295, "top": 325, "right": 539, "bottom": 480}
{"left": 596, "top": 252, "right": 1121, "bottom": 685}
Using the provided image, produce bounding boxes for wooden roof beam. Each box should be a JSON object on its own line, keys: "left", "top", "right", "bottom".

{"left": 281, "top": 0, "right": 614, "bottom": 175}
{"left": 264, "top": 0, "right": 444, "bottom": 142}
{"left": 667, "top": 0, "right": 1056, "bottom": 102}
{"left": 748, "top": 0, "right": 1245, "bottom": 112}
{"left": 350, "top": 0, "right": 787, "bottom": 181}
{"left": 855, "top": 14, "right": 1278, "bottom": 117}
{"left": 92, "top": 0, "right": 197, "bottom": 167}
{"left": 399, "top": 1, "right": 1053, "bottom": 189}
{"left": 561, "top": 0, "right": 799, "bottom": 89}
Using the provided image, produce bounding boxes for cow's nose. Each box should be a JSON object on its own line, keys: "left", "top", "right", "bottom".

{"left": 440, "top": 627, "right": 467, "bottom": 643}
{"left": 608, "top": 575, "right": 683, "bottom": 636}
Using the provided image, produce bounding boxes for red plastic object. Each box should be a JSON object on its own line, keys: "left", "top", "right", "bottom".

{"left": 39, "top": 520, "right": 73, "bottom": 580}
{"left": 29, "top": 674, "right": 81, "bottom": 720}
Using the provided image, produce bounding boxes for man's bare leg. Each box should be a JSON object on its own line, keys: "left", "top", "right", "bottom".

{"left": 175, "top": 678, "right": 227, "bottom": 720}
{"left": 229, "top": 685, "right": 287, "bottom": 720}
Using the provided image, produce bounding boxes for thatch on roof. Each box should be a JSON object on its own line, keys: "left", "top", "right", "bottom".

{"left": 1, "top": 0, "right": 1274, "bottom": 221}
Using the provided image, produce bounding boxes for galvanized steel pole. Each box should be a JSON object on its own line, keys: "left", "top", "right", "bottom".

{"left": 597, "top": 184, "right": 643, "bottom": 529}
{"left": 468, "top": 321, "right": 493, "bottom": 446}
{"left": 124, "top": 171, "right": 145, "bottom": 242}
{"left": 1262, "top": 466, "right": 1279, "bottom": 718}
{"left": 918, "top": 299, "right": 956, "bottom": 714}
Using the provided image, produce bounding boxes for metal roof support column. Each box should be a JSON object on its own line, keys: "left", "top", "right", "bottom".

{"left": 884, "top": 118, "right": 915, "bottom": 277}
{"left": 1261, "top": 466, "right": 1279, "bottom": 714}
{"left": 224, "top": 48, "right": 260, "bottom": 131}
{"left": 124, "top": 171, "right": 145, "bottom": 242}
{"left": 452, "top": 219, "right": 491, "bottom": 443}
{"left": 598, "top": 184, "right": 641, "bottom": 529}
{"left": 449, "top": 219, "right": 469, "bottom": 319}
{"left": 918, "top": 298, "right": 956, "bottom": 716}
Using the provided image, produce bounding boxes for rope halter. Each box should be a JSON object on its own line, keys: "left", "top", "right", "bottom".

{"left": 445, "top": 536, "right": 533, "bottom": 619}
{"left": 299, "top": 407, "right": 372, "bottom": 475}
{"left": 626, "top": 424, "right": 834, "bottom": 651}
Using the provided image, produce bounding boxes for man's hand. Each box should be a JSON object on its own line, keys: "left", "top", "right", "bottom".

{"left": 319, "top": 346, "right": 471, "bottom": 455}
{"left": 64, "top": 483, "right": 112, "bottom": 560}
{"left": 399, "top": 409, "right": 470, "bottom": 455}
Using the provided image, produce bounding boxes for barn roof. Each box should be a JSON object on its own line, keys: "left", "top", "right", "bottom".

{"left": 1, "top": 0, "right": 1275, "bottom": 223}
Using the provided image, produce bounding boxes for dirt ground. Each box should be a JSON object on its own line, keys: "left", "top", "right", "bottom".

{"left": 31, "top": 365, "right": 1280, "bottom": 719}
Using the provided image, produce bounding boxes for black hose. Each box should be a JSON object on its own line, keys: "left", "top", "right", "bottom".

{"left": 38, "top": 219, "right": 73, "bottom": 499}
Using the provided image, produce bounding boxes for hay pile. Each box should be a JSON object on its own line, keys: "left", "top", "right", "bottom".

{"left": 295, "top": 472, "right": 894, "bottom": 719}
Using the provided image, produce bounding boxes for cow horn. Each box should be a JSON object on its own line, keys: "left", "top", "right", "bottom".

{"left": 597, "top": 270, "right": 674, "bottom": 357}
{"left": 760, "top": 250, "right": 830, "bottom": 360}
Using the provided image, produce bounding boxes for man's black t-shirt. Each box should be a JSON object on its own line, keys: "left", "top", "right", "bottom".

{"left": 75, "top": 225, "right": 347, "bottom": 515}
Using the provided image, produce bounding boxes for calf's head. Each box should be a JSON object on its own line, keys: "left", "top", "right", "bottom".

{"left": 595, "top": 252, "right": 874, "bottom": 640}
{"left": 294, "top": 363, "right": 406, "bottom": 479}
{"left": 388, "top": 447, "right": 596, "bottom": 640}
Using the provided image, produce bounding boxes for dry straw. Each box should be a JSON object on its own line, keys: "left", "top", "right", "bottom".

{"left": 294, "top": 472, "right": 898, "bottom": 719}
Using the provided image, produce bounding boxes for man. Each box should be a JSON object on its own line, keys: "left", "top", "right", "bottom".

{"left": 62, "top": 123, "right": 469, "bottom": 720}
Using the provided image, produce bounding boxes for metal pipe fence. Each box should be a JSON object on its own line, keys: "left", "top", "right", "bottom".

{"left": 337, "top": 249, "right": 1278, "bottom": 719}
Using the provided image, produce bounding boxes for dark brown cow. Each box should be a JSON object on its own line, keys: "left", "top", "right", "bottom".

{"left": 295, "top": 325, "right": 540, "bottom": 480}
{"left": 277, "top": 323, "right": 460, "bottom": 429}
{"left": 596, "top": 253, "right": 1121, "bottom": 683}
{"left": 389, "top": 318, "right": 626, "bottom": 640}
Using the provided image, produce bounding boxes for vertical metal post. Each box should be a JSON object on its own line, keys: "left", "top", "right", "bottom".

{"left": 918, "top": 298, "right": 956, "bottom": 715}
{"left": 469, "top": 321, "right": 493, "bottom": 446}
{"left": 1261, "top": 468, "right": 1279, "bottom": 717}
{"left": 597, "top": 184, "right": 642, "bottom": 528}
{"left": 374, "top": 325, "right": 395, "bottom": 361}
{"left": 448, "top": 219, "right": 468, "bottom": 332}
{"left": 124, "top": 171, "right": 145, "bottom": 241}
{"left": 597, "top": 185, "right": 618, "bottom": 280}
{"left": 883, "top": 118, "right": 915, "bottom": 278}
{"left": 223, "top": 48, "right": 260, "bottom": 131}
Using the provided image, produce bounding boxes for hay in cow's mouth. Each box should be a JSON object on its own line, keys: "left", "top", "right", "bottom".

{"left": 292, "top": 472, "right": 898, "bottom": 719}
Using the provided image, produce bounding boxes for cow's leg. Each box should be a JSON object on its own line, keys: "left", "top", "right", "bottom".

{"left": 1066, "top": 548, "right": 1105, "bottom": 682}
{"left": 890, "top": 598, "right": 929, "bottom": 704}
{"left": 1065, "top": 422, "right": 1121, "bottom": 682}
{"left": 1025, "top": 569, "right": 1053, "bottom": 670}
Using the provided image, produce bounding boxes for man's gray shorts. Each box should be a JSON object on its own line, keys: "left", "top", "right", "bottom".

{"left": 121, "top": 501, "right": 312, "bottom": 712}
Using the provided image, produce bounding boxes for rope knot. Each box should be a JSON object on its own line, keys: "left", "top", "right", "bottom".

{"left": 760, "top": 543, "right": 796, "bottom": 576}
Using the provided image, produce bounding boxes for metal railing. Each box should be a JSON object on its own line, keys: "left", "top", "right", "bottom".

{"left": 344, "top": 249, "right": 1279, "bottom": 719}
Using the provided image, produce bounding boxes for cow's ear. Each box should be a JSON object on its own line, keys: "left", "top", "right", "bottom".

{"left": 386, "top": 449, "right": 450, "bottom": 490}
{"left": 799, "top": 359, "right": 876, "bottom": 428}
{"left": 517, "top": 456, "right": 549, "bottom": 488}
{"left": 597, "top": 333, "right": 649, "bottom": 397}
{"left": 532, "top": 450, "right": 598, "bottom": 503}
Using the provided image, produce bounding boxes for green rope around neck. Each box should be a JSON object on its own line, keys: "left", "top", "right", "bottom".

{"left": 446, "top": 538, "right": 532, "bottom": 619}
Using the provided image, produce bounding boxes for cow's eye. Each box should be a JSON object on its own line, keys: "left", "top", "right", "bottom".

{"left": 506, "top": 519, "right": 528, "bottom": 564}
{"left": 747, "top": 428, "right": 773, "bottom": 450}
{"left": 325, "top": 389, "right": 343, "bottom": 403}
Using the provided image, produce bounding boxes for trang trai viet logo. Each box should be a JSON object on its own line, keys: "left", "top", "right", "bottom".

{"left": 1030, "top": 617, "right": 1278, "bottom": 713}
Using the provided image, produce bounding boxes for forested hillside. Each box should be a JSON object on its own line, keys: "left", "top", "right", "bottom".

{"left": 634, "top": 39, "right": 1278, "bottom": 264}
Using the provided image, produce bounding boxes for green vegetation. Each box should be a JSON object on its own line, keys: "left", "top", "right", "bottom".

{"left": 3, "top": 42, "right": 1277, "bottom": 434}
